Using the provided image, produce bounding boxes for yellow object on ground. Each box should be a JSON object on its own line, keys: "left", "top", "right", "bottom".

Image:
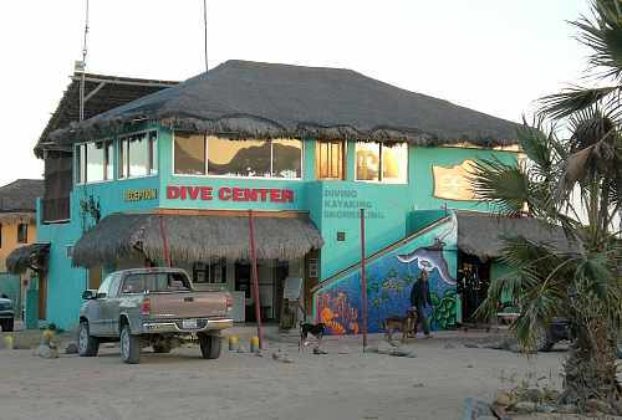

{"left": 250, "top": 336, "right": 259, "bottom": 353}
{"left": 3, "top": 335, "right": 14, "bottom": 350}
{"left": 228, "top": 335, "right": 239, "bottom": 351}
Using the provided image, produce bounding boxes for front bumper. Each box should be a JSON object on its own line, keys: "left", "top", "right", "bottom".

{"left": 142, "top": 317, "right": 233, "bottom": 334}
{"left": 0, "top": 311, "right": 14, "bottom": 319}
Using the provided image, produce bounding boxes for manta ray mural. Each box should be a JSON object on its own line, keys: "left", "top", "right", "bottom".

{"left": 314, "top": 213, "right": 459, "bottom": 335}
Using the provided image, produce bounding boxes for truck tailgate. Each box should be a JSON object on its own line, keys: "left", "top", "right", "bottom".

{"left": 149, "top": 291, "right": 229, "bottom": 318}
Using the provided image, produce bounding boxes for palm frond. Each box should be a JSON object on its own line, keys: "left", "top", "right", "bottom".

{"left": 539, "top": 86, "right": 620, "bottom": 119}
{"left": 469, "top": 158, "right": 530, "bottom": 216}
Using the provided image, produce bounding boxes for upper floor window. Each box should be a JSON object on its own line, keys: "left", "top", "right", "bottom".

{"left": 76, "top": 140, "right": 113, "bottom": 184}
{"left": 355, "top": 142, "right": 408, "bottom": 184}
{"left": 118, "top": 131, "right": 158, "bottom": 179}
{"left": 17, "top": 223, "right": 28, "bottom": 244}
{"left": 316, "top": 140, "right": 345, "bottom": 180}
{"left": 173, "top": 133, "right": 302, "bottom": 179}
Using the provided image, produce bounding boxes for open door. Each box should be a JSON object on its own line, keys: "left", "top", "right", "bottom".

{"left": 38, "top": 273, "right": 47, "bottom": 320}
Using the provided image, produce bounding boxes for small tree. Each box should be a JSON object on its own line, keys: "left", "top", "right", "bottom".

{"left": 473, "top": 0, "right": 622, "bottom": 406}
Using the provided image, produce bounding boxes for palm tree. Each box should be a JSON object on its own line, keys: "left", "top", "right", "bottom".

{"left": 472, "top": 0, "right": 622, "bottom": 407}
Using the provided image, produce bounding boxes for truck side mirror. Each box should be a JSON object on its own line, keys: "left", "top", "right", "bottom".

{"left": 82, "top": 290, "right": 97, "bottom": 300}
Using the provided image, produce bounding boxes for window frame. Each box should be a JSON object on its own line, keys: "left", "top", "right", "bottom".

{"left": 192, "top": 260, "right": 227, "bottom": 284}
{"left": 75, "top": 139, "right": 114, "bottom": 185}
{"left": 16, "top": 223, "right": 28, "bottom": 244}
{"left": 117, "top": 130, "right": 159, "bottom": 181}
{"left": 354, "top": 141, "right": 408, "bottom": 184}
{"left": 315, "top": 139, "right": 346, "bottom": 180}
{"left": 171, "top": 132, "right": 304, "bottom": 181}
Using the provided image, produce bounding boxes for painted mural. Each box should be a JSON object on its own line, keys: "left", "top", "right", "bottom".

{"left": 314, "top": 213, "right": 458, "bottom": 334}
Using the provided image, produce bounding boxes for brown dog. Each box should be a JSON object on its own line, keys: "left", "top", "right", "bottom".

{"left": 383, "top": 308, "right": 418, "bottom": 343}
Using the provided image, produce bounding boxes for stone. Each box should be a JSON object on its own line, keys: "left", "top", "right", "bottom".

{"left": 463, "top": 397, "right": 494, "bottom": 418}
{"left": 493, "top": 391, "right": 512, "bottom": 407}
{"left": 463, "top": 342, "right": 479, "bottom": 348}
{"left": 512, "top": 401, "right": 536, "bottom": 414}
{"left": 376, "top": 341, "right": 395, "bottom": 354}
{"left": 390, "top": 346, "right": 417, "bottom": 358}
{"left": 34, "top": 344, "right": 58, "bottom": 359}
{"left": 443, "top": 342, "right": 456, "bottom": 349}
{"left": 412, "top": 383, "right": 424, "bottom": 388}
{"left": 536, "top": 403, "right": 556, "bottom": 413}
{"left": 587, "top": 398, "right": 612, "bottom": 414}
{"left": 236, "top": 346, "right": 247, "bottom": 353}
{"left": 466, "top": 363, "right": 474, "bottom": 368}
{"left": 64, "top": 342, "right": 78, "bottom": 354}
{"left": 522, "top": 388, "right": 542, "bottom": 402}
{"left": 556, "top": 404, "right": 577, "bottom": 414}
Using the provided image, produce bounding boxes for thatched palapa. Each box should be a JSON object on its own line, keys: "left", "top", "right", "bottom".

{"left": 455, "top": 211, "right": 580, "bottom": 260}
{"left": 72, "top": 213, "right": 324, "bottom": 268}
{"left": 49, "top": 60, "right": 520, "bottom": 147}
{"left": 6, "top": 243, "right": 50, "bottom": 274}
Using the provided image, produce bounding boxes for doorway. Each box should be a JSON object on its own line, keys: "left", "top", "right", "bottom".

{"left": 457, "top": 254, "right": 490, "bottom": 323}
{"left": 234, "top": 261, "right": 289, "bottom": 322}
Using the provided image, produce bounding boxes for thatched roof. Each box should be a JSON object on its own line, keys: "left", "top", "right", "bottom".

{"left": 36, "top": 72, "right": 178, "bottom": 157}
{"left": 6, "top": 243, "right": 50, "bottom": 274}
{"left": 49, "top": 60, "right": 520, "bottom": 147}
{"left": 0, "top": 179, "right": 43, "bottom": 213}
{"left": 455, "top": 211, "right": 580, "bottom": 260}
{"left": 72, "top": 212, "right": 324, "bottom": 267}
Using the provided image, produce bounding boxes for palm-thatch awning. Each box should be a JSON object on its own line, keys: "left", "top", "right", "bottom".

{"left": 455, "top": 211, "right": 580, "bottom": 260}
{"left": 6, "top": 243, "right": 50, "bottom": 274}
{"left": 49, "top": 60, "right": 519, "bottom": 147}
{"left": 72, "top": 212, "right": 324, "bottom": 268}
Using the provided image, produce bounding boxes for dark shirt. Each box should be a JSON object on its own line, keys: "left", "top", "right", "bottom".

{"left": 410, "top": 279, "right": 432, "bottom": 308}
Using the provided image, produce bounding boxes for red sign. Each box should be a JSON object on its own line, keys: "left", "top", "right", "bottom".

{"left": 166, "top": 185, "right": 295, "bottom": 203}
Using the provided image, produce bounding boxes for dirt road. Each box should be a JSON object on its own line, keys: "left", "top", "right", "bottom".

{"left": 0, "top": 334, "right": 564, "bottom": 420}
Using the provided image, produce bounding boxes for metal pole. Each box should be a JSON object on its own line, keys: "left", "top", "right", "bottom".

{"left": 203, "top": 0, "right": 208, "bottom": 72}
{"left": 360, "top": 208, "right": 368, "bottom": 349}
{"left": 248, "top": 209, "right": 263, "bottom": 348}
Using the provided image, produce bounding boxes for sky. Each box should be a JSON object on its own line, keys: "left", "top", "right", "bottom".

{"left": 0, "top": 0, "right": 592, "bottom": 187}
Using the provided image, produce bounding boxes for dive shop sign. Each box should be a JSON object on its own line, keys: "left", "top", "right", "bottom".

{"left": 166, "top": 185, "right": 295, "bottom": 203}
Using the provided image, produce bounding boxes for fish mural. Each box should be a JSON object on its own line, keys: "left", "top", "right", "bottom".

{"left": 314, "top": 213, "right": 459, "bottom": 334}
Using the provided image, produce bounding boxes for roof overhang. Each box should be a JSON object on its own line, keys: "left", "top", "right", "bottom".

{"left": 72, "top": 212, "right": 324, "bottom": 268}
{"left": 6, "top": 243, "right": 51, "bottom": 274}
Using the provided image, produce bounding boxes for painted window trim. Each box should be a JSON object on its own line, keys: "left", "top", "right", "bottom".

{"left": 171, "top": 131, "right": 304, "bottom": 181}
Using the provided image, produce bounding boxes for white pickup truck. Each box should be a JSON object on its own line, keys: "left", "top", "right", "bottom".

{"left": 78, "top": 268, "right": 233, "bottom": 364}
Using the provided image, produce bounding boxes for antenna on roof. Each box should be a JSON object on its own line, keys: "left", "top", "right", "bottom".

{"left": 203, "top": 0, "right": 208, "bottom": 72}
{"left": 77, "top": 0, "right": 90, "bottom": 122}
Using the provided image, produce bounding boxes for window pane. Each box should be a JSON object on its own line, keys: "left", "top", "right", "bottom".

{"left": 149, "top": 131, "right": 158, "bottom": 175}
{"left": 208, "top": 137, "right": 271, "bottom": 177}
{"left": 174, "top": 132, "right": 206, "bottom": 175}
{"left": 316, "top": 140, "right": 344, "bottom": 179}
{"left": 118, "top": 139, "right": 127, "bottom": 179}
{"left": 355, "top": 142, "right": 380, "bottom": 181}
{"left": 272, "top": 139, "right": 302, "bottom": 179}
{"left": 86, "top": 142, "right": 105, "bottom": 182}
{"left": 105, "top": 141, "right": 114, "bottom": 180}
{"left": 382, "top": 143, "right": 408, "bottom": 183}
{"left": 128, "top": 133, "right": 148, "bottom": 177}
{"left": 17, "top": 224, "right": 28, "bottom": 243}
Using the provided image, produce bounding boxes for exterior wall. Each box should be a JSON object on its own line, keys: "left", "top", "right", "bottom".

{"left": 0, "top": 219, "right": 37, "bottom": 272}
{"left": 37, "top": 122, "right": 519, "bottom": 330}
{"left": 314, "top": 213, "right": 458, "bottom": 334}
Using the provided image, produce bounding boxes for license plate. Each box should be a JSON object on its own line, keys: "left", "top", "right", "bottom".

{"left": 182, "top": 319, "right": 198, "bottom": 329}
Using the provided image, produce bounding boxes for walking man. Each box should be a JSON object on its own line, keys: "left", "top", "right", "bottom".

{"left": 410, "top": 270, "right": 432, "bottom": 338}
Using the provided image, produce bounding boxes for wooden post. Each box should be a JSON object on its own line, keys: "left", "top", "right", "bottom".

{"left": 248, "top": 209, "right": 264, "bottom": 349}
{"left": 159, "top": 216, "right": 171, "bottom": 267}
{"left": 360, "top": 208, "right": 368, "bottom": 350}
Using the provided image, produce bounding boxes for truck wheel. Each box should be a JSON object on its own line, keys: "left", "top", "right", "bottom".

{"left": 5, "top": 318, "right": 14, "bottom": 332}
{"left": 198, "top": 333, "right": 222, "bottom": 359}
{"left": 153, "top": 342, "right": 172, "bottom": 354}
{"left": 120, "top": 324, "right": 141, "bottom": 364}
{"left": 78, "top": 321, "right": 99, "bottom": 357}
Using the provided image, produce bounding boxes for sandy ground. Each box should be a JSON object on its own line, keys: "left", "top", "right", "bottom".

{"left": 0, "top": 332, "right": 567, "bottom": 420}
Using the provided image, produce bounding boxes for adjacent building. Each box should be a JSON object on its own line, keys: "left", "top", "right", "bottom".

{"left": 35, "top": 60, "right": 534, "bottom": 331}
{"left": 0, "top": 179, "right": 44, "bottom": 318}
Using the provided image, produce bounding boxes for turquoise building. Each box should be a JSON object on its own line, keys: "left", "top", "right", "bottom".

{"left": 32, "top": 60, "right": 523, "bottom": 331}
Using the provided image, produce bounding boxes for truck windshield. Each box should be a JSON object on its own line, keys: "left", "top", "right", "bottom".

{"left": 121, "top": 272, "right": 192, "bottom": 293}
